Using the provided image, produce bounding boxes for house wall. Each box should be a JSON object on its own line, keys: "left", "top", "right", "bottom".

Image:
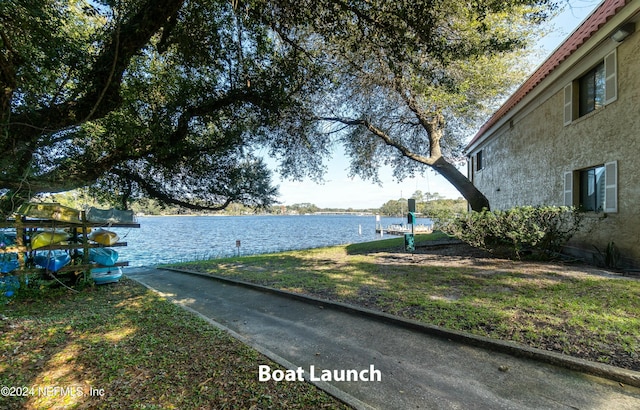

{"left": 468, "top": 27, "right": 640, "bottom": 268}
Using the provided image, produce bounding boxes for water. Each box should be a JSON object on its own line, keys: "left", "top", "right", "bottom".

{"left": 111, "top": 214, "right": 432, "bottom": 266}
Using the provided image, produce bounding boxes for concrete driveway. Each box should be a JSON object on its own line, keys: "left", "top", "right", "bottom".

{"left": 126, "top": 267, "right": 640, "bottom": 410}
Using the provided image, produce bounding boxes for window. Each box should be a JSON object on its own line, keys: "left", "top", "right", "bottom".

{"left": 578, "top": 62, "right": 605, "bottom": 117}
{"left": 476, "top": 150, "right": 483, "bottom": 171}
{"left": 564, "top": 50, "right": 617, "bottom": 125}
{"left": 579, "top": 166, "right": 605, "bottom": 211}
{"left": 563, "top": 161, "right": 617, "bottom": 213}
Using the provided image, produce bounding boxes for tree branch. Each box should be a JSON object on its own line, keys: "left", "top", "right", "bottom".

{"left": 113, "top": 169, "right": 234, "bottom": 211}
{"left": 319, "top": 116, "right": 437, "bottom": 166}
{"left": 7, "top": 0, "right": 187, "bottom": 141}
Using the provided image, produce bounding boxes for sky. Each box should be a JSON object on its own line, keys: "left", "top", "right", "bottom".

{"left": 265, "top": 1, "right": 603, "bottom": 209}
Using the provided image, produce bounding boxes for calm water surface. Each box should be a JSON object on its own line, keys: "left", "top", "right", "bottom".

{"left": 113, "top": 214, "right": 431, "bottom": 266}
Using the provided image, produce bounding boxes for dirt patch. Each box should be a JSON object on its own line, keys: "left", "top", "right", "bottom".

{"left": 382, "top": 241, "right": 626, "bottom": 280}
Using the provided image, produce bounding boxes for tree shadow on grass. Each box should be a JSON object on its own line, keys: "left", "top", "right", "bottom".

{"left": 0, "top": 279, "right": 351, "bottom": 409}
{"left": 181, "top": 248, "right": 640, "bottom": 372}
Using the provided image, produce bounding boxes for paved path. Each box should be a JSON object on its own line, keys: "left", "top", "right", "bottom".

{"left": 126, "top": 267, "right": 640, "bottom": 410}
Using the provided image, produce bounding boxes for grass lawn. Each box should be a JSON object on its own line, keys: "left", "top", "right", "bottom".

{"left": 0, "top": 279, "right": 351, "bottom": 409}
{"left": 173, "top": 233, "right": 640, "bottom": 371}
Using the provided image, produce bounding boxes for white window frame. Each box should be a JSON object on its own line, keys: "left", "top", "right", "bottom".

{"left": 564, "top": 160, "right": 618, "bottom": 213}
{"left": 563, "top": 49, "right": 617, "bottom": 125}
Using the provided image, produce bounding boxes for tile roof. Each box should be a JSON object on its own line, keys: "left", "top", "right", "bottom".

{"left": 466, "top": 0, "right": 631, "bottom": 150}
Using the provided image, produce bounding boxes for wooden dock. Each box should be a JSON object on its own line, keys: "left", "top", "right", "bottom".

{"left": 375, "top": 224, "right": 433, "bottom": 236}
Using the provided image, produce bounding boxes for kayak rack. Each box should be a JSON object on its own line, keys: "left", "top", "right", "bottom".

{"left": 0, "top": 210, "right": 139, "bottom": 283}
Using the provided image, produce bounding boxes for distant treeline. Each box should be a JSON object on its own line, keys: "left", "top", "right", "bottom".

{"left": 42, "top": 190, "right": 467, "bottom": 217}
{"left": 378, "top": 191, "right": 467, "bottom": 217}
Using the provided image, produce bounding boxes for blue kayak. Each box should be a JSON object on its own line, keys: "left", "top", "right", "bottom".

{"left": 34, "top": 251, "right": 71, "bottom": 272}
{"left": 0, "top": 259, "right": 19, "bottom": 273}
{"left": 91, "top": 267, "right": 123, "bottom": 285}
{"left": 0, "top": 275, "right": 20, "bottom": 297}
{"left": 89, "top": 248, "right": 119, "bottom": 266}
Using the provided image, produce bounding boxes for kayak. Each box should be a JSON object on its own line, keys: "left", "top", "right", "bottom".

{"left": 34, "top": 251, "right": 71, "bottom": 272}
{"left": 0, "top": 232, "right": 16, "bottom": 246}
{"left": 89, "top": 248, "right": 119, "bottom": 266}
{"left": 91, "top": 267, "right": 123, "bottom": 285}
{"left": 17, "top": 202, "right": 82, "bottom": 224}
{"left": 31, "top": 231, "right": 69, "bottom": 250}
{"left": 0, "top": 259, "right": 20, "bottom": 273}
{"left": 87, "top": 207, "right": 135, "bottom": 224}
{"left": 88, "top": 229, "right": 119, "bottom": 246}
{"left": 0, "top": 275, "right": 20, "bottom": 297}
{"left": 67, "top": 226, "right": 92, "bottom": 235}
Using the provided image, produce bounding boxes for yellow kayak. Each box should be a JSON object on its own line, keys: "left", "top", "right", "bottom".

{"left": 17, "top": 202, "right": 82, "bottom": 224}
{"left": 31, "top": 231, "right": 70, "bottom": 250}
{"left": 67, "top": 226, "right": 92, "bottom": 235}
{"left": 88, "top": 229, "right": 119, "bottom": 246}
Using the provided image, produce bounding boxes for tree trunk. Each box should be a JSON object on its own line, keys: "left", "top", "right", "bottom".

{"left": 424, "top": 115, "right": 490, "bottom": 212}
{"left": 430, "top": 156, "right": 490, "bottom": 212}
{"left": 337, "top": 115, "right": 492, "bottom": 212}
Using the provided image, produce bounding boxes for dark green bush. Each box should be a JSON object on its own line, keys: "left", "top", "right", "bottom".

{"left": 441, "top": 206, "right": 583, "bottom": 259}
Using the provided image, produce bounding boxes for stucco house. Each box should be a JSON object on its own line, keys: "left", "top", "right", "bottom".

{"left": 465, "top": 0, "right": 640, "bottom": 268}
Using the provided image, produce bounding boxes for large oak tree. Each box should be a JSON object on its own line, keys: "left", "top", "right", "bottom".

{"left": 251, "top": 0, "right": 558, "bottom": 211}
{"left": 0, "top": 0, "right": 322, "bottom": 214}
{"left": 0, "top": 0, "right": 557, "bottom": 215}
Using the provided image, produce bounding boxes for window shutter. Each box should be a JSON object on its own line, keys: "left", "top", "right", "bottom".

{"left": 563, "top": 171, "right": 573, "bottom": 206}
{"left": 604, "top": 49, "right": 617, "bottom": 105}
{"left": 563, "top": 83, "right": 573, "bottom": 125}
{"left": 604, "top": 161, "right": 618, "bottom": 213}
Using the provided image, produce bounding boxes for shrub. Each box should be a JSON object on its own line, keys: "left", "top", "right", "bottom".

{"left": 441, "top": 206, "right": 583, "bottom": 259}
